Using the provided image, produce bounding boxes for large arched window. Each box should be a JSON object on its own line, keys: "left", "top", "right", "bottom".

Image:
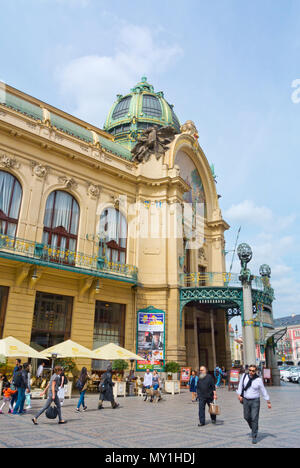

{"left": 0, "top": 171, "right": 22, "bottom": 237}
{"left": 99, "top": 208, "right": 127, "bottom": 264}
{"left": 42, "top": 191, "right": 80, "bottom": 255}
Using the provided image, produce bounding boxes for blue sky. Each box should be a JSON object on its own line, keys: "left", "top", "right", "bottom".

{"left": 1, "top": 0, "right": 299, "bottom": 319}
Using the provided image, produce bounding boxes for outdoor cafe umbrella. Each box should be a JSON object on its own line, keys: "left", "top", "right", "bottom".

{"left": 0, "top": 336, "right": 48, "bottom": 359}
{"left": 40, "top": 339, "right": 97, "bottom": 359}
{"left": 92, "top": 343, "right": 144, "bottom": 361}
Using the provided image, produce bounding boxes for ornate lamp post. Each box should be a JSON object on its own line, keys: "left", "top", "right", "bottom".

{"left": 237, "top": 243, "right": 256, "bottom": 366}
{"left": 259, "top": 265, "right": 280, "bottom": 385}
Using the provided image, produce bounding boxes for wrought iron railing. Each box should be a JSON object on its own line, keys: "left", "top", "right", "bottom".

{"left": 0, "top": 234, "right": 138, "bottom": 282}
{"left": 179, "top": 272, "right": 264, "bottom": 291}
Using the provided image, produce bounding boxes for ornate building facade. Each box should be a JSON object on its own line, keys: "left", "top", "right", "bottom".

{"left": 0, "top": 78, "right": 276, "bottom": 373}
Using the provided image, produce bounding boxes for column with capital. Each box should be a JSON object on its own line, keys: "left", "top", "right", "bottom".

{"left": 238, "top": 244, "right": 256, "bottom": 366}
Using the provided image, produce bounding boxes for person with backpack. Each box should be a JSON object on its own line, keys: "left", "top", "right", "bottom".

{"left": 214, "top": 365, "right": 223, "bottom": 388}
{"left": 237, "top": 364, "right": 272, "bottom": 445}
{"left": 10, "top": 361, "right": 21, "bottom": 410}
{"left": 32, "top": 366, "right": 66, "bottom": 425}
{"left": 98, "top": 364, "right": 119, "bottom": 410}
{"left": 12, "top": 363, "right": 30, "bottom": 415}
{"left": 75, "top": 367, "right": 91, "bottom": 413}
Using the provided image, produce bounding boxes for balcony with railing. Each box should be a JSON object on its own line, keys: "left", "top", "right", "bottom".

{"left": 0, "top": 234, "right": 138, "bottom": 284}
{"left": 179, "top": 272, "right": 264, "bottom": 291}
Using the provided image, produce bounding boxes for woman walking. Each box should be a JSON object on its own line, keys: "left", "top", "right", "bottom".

{"left": 189, "top": 370, "right": 199, "bottom": 402}
{"left": 151, "top": 370, "right": 162, "bottom": 402}
{"left": 75, "top": 367, "right": 90, "bottom": 413}
{"left": 32, "top": 366, "right": 66, "bottom": 425}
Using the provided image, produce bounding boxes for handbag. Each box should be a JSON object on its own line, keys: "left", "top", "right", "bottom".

{"left": 209, "top": 400, "right": 221, "bottom": 416}
{"left": 46, "top": 403, "right": 58, "bottom": 420}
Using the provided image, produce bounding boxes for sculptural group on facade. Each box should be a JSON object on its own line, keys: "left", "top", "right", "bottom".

{"left": 131, "top": 125, "right": 177, "bottom": 163}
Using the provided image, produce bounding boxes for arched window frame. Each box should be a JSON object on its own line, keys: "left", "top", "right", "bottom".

{"left": 42, "top": 191, "right": 80, "bottom": 260}
{"left": 0, "top": 170, "right": 22, "bottom": 237}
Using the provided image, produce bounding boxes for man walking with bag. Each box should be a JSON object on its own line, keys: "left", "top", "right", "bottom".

{"left": 98, "top": 364, "right": 119, "bottom": 410}
{"left": 237, "top": 364, "right": 271, "bottom": 445}
{"left": 196, "top": 366, "right": 218, "bottom": 427}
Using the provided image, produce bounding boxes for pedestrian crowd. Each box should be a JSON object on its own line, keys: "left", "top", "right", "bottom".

{"left": 1, "top": 360, "right": 271, "bottom": 444}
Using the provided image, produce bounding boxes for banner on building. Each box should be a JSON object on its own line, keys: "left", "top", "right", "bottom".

{"left": 136, "top": 307, "right": 165, "bottom": 371}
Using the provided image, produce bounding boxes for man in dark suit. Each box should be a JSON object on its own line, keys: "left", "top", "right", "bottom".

{"left": 196, "top": 366, "right": 218, "bottom": 426}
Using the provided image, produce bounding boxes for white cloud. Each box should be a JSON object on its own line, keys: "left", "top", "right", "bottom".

{"left": 224, "top": 200, "right": 296, "bottom": 231}
{"left": 225, "top": 200, "right": 299, "bottom": 319}
{"left": 56, "top": 24, "right": 183, "bottom": 126}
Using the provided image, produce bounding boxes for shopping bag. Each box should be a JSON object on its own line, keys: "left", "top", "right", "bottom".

{"left": 57, "top": 387, "right": 65, "bottom": 401}
{"left": 209, "top": 400, "right": 221, "bottom": 416}
{"left": 25, "top": 393, "right": 31, "bottom": 406}
{"left": 46, "top": 403, "right": 58, "bottom": 420}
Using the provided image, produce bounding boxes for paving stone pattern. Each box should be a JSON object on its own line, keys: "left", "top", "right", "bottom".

{"left": 0, "top": 383, "right": 299, "bottom": 448}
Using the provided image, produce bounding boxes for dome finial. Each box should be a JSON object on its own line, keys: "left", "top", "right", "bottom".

{"left": 141, "top": 76, "right": 147, "bottom": 83}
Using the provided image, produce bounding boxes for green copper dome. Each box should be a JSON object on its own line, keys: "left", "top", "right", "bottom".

{"left": 104, "top": 77, "right": 181, "bottom": 150}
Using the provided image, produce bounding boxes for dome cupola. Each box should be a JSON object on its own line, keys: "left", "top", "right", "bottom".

{"left": 104, "top": 77, "right": 180, "bottom": 150}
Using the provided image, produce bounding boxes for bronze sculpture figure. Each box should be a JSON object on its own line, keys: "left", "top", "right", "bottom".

{"left": 131, "top": 125, "right": 178, "bottom": 163}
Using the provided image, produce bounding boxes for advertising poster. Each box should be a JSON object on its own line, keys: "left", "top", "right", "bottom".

{"left": 180, "top": 367, "right": 192, "bottom": 386}
{"left": 230, "top": 369, "right": 240, "bottom": 383}
{"left": 136, "top": 309, "right": 165, "bottom": 371}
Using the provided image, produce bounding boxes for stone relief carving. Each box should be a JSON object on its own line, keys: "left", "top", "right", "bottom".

{"left": 87, "top": 183, "right": 101, "bottom": 199}
{"left": 198, "top": 247, "right": 207, "bottom": 263}
{"left": 0, "top": 153, "right": 20, "bottom": 169}
{"left": 180, "top": 120, "right": 199, "bottom": 139}
{"left": 31, "top": 161, "right": 49, "bottom": 178}
{"left": 58, "top": 176, "right": 78, "bottom": 189}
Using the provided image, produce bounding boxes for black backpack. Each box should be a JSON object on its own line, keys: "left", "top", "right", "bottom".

{"left": 76, "top": 379, "right": 84, "bottom": 391}
{"left": 14, "top": 371, "right": 23, "bottom": 388}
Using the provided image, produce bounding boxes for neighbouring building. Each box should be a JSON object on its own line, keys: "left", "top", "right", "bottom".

{"left": 274, "top": 315, "right": 300, "bottom": 365}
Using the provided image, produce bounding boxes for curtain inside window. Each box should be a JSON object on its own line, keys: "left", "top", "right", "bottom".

{"left": 44, "top": 191, "right": 79, "bottom": 233}
{"left": 0, "top": 171, "right": 22, "bottom": 235}
{"left": 99, "top": 208, "right": 127, "bottom": 263}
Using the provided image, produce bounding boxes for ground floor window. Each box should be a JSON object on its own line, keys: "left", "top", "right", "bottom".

{"left": 30, "top": 292, "right": 73, "bottom": 350}
{"left": 92, "top": 301, "right": 125, "bottom": 370}
{"left": 0, "top": 286, "right": 9, "bottom": 338}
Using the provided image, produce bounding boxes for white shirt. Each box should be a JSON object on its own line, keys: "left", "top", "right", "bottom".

{"left": 37, "top": 365, "right": 44, "bottom": 378}
{"left": 237, "top": 374, "right": 270, "bottom": 401}
{"left": 143, "top": 372, "right": 153, "bottom": 387}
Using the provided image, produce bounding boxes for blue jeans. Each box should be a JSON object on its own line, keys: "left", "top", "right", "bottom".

{"left": 77, "top": 390, "right": 86, "bottom": 409}
{"left": 11, "top": 390, "right": 18, "bottom": 408}
{"left": 13, "top": 388, "right": 26, "bottom": 414}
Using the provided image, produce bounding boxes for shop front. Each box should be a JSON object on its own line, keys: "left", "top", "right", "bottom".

{"left": 92, "top": 300, "right": 126, "bottom": 371}
{"left": 30, "top": 292, "right": 73, "bottom": 351}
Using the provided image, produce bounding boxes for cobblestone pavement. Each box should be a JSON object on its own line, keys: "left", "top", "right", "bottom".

{"left": 0, "top": 383, "right": 299, "bottom": 448}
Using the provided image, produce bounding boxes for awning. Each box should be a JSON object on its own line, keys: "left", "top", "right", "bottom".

{"left": 264, "top": 328, "right": 287, "bottom": 345}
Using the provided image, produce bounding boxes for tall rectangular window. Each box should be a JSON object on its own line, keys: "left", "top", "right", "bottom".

{"left": 31, "top": 292, "right": 73, "bottom": 350}
{"left": 93, "top": 301, "right": 125, "bottom": 370}
{"left": 0, "top": 286, "right": 9, "bottom": 338}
